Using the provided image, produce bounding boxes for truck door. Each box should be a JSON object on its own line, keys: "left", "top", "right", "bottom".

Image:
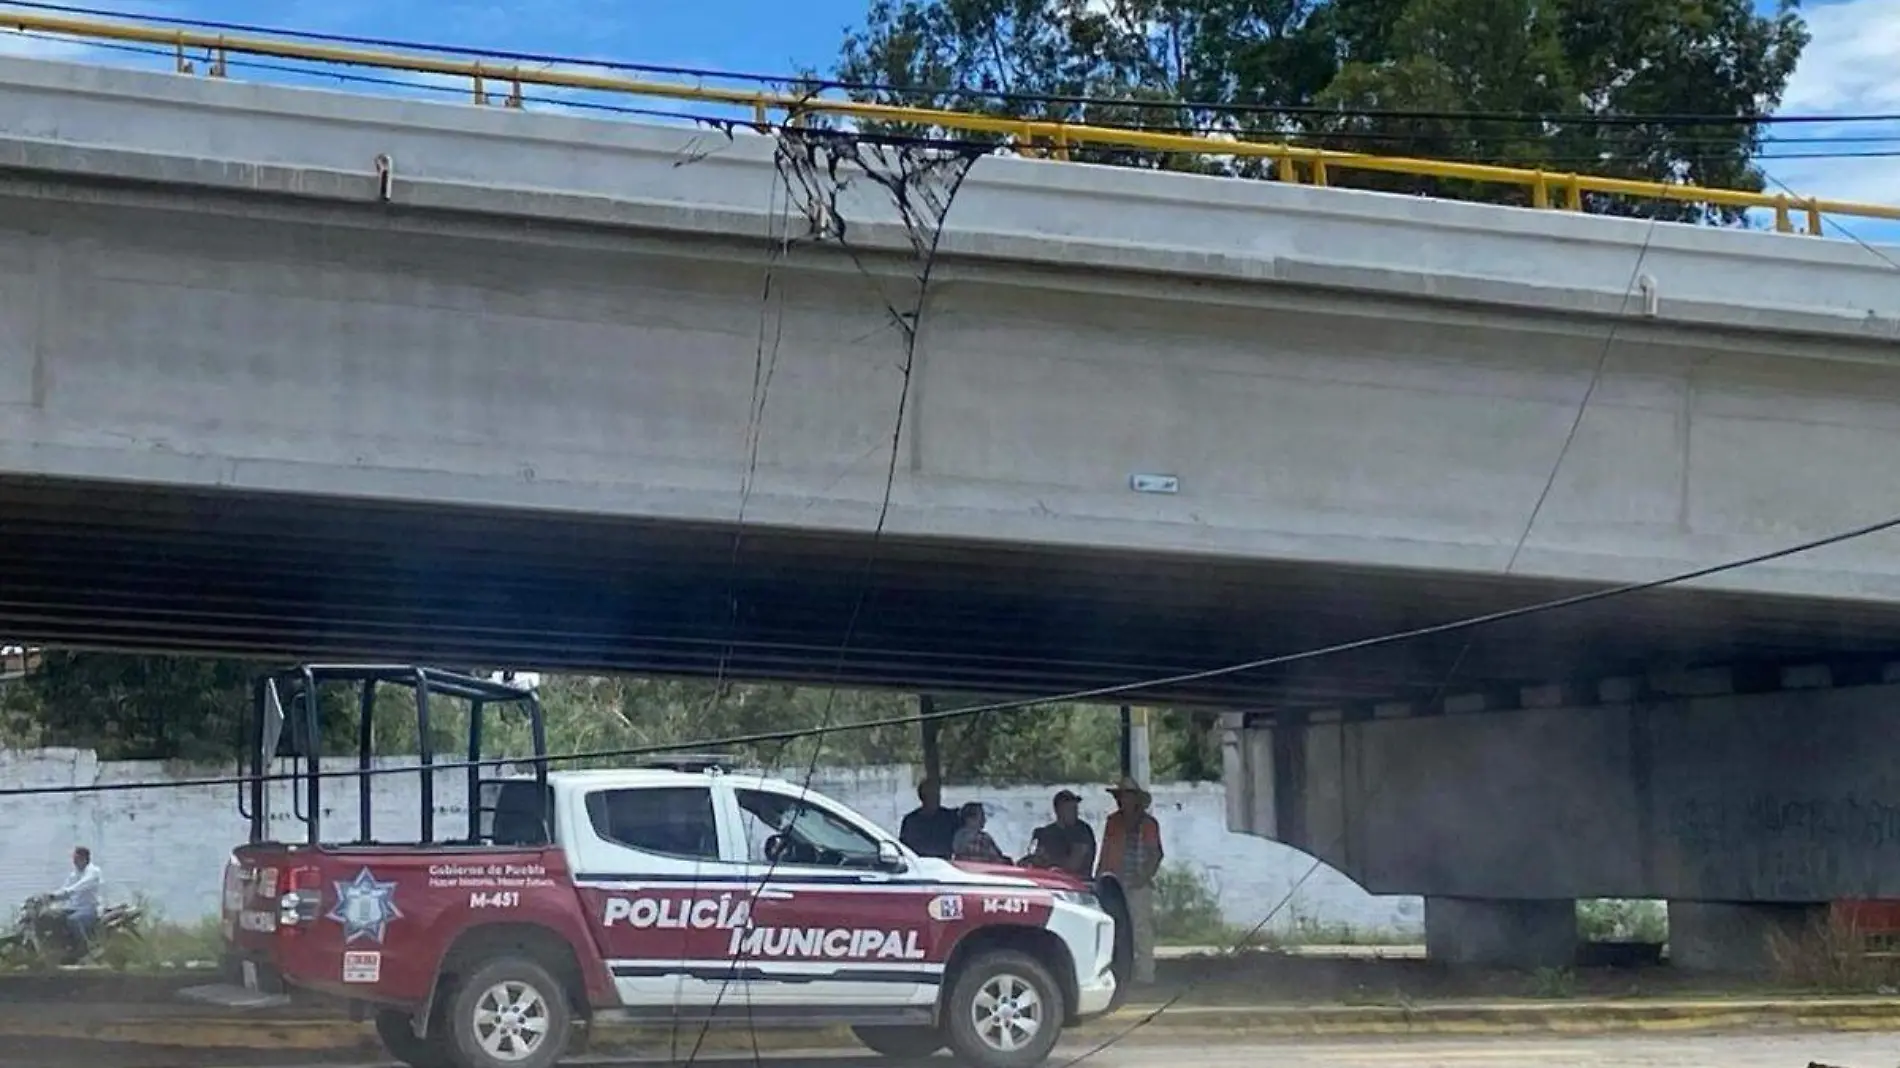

{"left": 564, "top": 781, "right": 759, "bottom": 1009}
{"left": 727, "top": 786, "right": 935, "bottom": 1009}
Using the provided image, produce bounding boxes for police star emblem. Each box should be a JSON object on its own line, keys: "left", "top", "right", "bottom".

{"left": 327, "top": 868, "right": 403, "bottom": 944}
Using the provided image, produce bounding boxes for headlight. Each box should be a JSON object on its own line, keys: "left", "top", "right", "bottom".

{"left": 1052, "top": 889, "right": 1100, "bottom": 911}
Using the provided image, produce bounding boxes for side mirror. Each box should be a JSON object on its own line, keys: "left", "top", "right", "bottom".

{"left": 876, "top": 840, "right": 907, "bottom": 872}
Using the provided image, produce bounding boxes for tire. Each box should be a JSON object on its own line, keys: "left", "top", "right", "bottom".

{"left": 943, "top": 949, "right": 1065, "bottom": 1068}
{"left": 442, "top": 956, "right": 572, "bottom": 1068}
{"left": 851, "top": 1023, "right": 945, "bottom": 1060}
{"left": 374, "top": 1010, "right": 455, "bottom": 1068}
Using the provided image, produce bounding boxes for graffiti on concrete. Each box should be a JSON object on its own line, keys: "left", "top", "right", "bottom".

{"left": 1673, "top": 793, "right": 1900, "bottom": 853}
{"left": 1666, "top": 791, "right": 1900, "bottom": 897}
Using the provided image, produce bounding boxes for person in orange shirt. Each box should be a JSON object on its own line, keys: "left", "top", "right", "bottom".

{"left": 1096, "top": 776, "right": 1163, "bottom": 984}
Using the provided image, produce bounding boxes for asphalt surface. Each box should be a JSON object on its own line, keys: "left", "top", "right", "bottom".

{"left": 1, "top": 1033, "right": 1893, "bottom": 1068}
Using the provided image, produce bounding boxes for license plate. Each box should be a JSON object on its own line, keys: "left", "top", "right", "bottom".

{"left": 241, "top": 960, "right": 259, "bottom": 992}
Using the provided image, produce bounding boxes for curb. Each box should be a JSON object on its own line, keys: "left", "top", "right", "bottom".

{"left": 12, "top": 997, "right": 1900, "bottom": 1049}
{"left": 1125, "top": 998, "right": 1900, "bottom": 1036}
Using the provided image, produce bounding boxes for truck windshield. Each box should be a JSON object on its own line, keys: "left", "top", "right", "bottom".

{"left": 735, "top": 788, "right": 882, "bottom": 868}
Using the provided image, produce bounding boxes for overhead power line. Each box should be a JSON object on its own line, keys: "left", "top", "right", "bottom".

{"left": 14, "top": 32, "right": 1900, "bottom": 176}
{"left": 4, "top": 0, "right": 1898, "bottom": 130}
{"left": 10, "top": 503, "right": 1900, "bottom": 801}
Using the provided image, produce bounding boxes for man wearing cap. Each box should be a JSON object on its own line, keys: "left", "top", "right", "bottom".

{"left": 1025, "top": 790, "right": 1096, "bottom": 879}
{"left": 1097, "top": 777, "right": 1164, "bottom": 985}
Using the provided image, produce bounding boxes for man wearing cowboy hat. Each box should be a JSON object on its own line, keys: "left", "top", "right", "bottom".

{"left": 1097, "top": 776, "right": 1164, "bottom": 984}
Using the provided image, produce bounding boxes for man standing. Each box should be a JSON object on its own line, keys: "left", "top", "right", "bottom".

{"left": 1096, "top": 778, "right": 1163, "bottom": 985}
{"left": 898, "top": 778, "right": 960, "bottom": 859}
{"left": 1026, "top": 790, "right": 1096, "bottom": 879}
{"left": 50, "top": 846, "right": 102, "bottom": 951}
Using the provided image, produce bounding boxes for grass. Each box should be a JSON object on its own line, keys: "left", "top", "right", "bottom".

{"left": 104, "top": 914, "right": 224, "bottom": 971}
{"left": 1529, "top": 966, "right": 1578, "bottom": 998}
{"left": 1151, "top": 864, "right": 1420, "bottom": 949}
{"left": 1766, "top": 910, "right": 1900, "bottom": 993}
{"left": 3, "top": 895, "right": 225, "bottom": 973}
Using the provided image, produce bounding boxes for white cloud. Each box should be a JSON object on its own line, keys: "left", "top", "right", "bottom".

{"left": 1780, "top": 0, "right": 1900, "bottom": 114}
{"left": 0, "top": 28, "right": 113, "bottom": 63}
{"left": 1757, "top": 0, "right": 1900, "bottom": 243}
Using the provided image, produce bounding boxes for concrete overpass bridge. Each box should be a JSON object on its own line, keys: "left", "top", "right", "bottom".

{"left": 5, "top": 47, "right": 1900, "bottom": 965}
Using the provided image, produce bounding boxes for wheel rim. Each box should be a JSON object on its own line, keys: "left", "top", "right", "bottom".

{"left": 471, "top": 979, "right": 551, "bottom": 1062}
{"left": 971, "top": 972, "right": 1044, "bottom": 1053}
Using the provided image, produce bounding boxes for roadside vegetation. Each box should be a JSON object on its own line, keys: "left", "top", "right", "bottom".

{"left": 1577, "top": 899, "right": 1668, "bottom": 944}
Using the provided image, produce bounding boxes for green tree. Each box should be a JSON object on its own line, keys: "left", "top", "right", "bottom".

{"left": 2, "top": 652, "right": 1208, "bottom": 787}
{"left": 832, "top": 0, "right": 1808, "bottom": 221}
{"left": 932, "top": 695, "right": 1120, "bottom": 784}
{"left": 1154, "top": 707, "right": 1221, "bottom": 781}
{"left": 10, "top": 651, "right": 262, "bottom": 761}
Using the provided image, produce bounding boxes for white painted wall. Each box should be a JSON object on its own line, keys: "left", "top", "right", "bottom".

{"left": 0, "top": 749, "right": 1422, "bottom": 938}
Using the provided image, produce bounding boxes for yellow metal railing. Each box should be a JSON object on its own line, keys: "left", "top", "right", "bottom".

{"left": 4, "top": 7, "right": 1899, "bottom": 237}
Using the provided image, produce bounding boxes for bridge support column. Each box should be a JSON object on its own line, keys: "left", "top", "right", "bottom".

{"left": 1667, "top": 901, "right": 1823, "bottom": 972}
{"left": 1425, "top": 897, "right": 1576, "bottom": 968}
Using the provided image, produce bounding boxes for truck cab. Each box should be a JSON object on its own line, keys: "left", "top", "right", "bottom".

{"left": 197, "top": 665, "right": 1116, "bottom": 1068}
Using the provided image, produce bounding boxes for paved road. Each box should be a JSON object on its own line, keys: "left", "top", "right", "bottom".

{"left": 1, "top": 1033, "right": 1891, "bottom": 1068}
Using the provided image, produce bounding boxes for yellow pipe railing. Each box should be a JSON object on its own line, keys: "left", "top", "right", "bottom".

{"left": 4, "top": 7, "right": 1899, "bottom": 236}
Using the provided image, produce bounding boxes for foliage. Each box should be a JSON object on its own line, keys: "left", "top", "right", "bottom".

{"left": 1575, "top": 897, "right": 1667, "bottom": 943}
{"left": 831, "top": 0, "right": 1808, "bottom": 223}
{"left": 102, "top": 914, "right": 224, "bottom": 972}
{"left": 1153, "top": 863, "right": 1230, "bottom": 943}
{"left": 0, "top": 652, "right": 1221, "bottom": 786}
{"left": 1766, "top": 909, "right": 1900, "bottom": 992}
{"left": 1282, "top": 914, "right": 1417, "bottom": 946}
{"left": 6, "top": 652, "right": 262, "bottom": 762}
{"left": 1154, "top": 707, "right": 1221, "bottom": 781}
{"left": 1529, "top": 965, "right": 1577, "bottom": 998}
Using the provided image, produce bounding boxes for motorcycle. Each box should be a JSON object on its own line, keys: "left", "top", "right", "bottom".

{"left": 0, "top": 894, "right": 145, "bottom": 966}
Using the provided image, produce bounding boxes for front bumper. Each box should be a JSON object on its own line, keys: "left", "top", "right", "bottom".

{"left": 1044, "top": 896, "right": 1119, "bottom": 1020}
{"left": 1075, "top": 968, "right": 1117, "bottom": 1018}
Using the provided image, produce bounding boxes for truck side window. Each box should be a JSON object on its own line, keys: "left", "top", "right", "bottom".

{"left": 734, "top": 788, "right": 881, "bottom": 868}
{"left": 585, "top": 786, "right": 719, "bottom": 861}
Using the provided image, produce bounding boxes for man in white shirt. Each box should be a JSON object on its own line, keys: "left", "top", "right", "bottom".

{"left": 50, "top": 846, "right": 101, "bottom": 945}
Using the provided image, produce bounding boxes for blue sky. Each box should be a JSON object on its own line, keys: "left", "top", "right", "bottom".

{"left": 155, "top": 0, "right": 870, "bottom": 76}
{"left": 0, "top": 0, "right": 1895, "bottom": 243}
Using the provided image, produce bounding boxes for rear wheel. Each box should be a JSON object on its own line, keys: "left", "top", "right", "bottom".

{"left": 374, "top": 1010, "right": 454, "bottom": 1068}
{"left": 851, "top": 1023, "right": 945, "bottom": 1060}
{"left": 943, "top": 949, "right": 1064, "bottom": 1068}
{"left": 443, "top": 956, "right": 572, "bottom": 1068}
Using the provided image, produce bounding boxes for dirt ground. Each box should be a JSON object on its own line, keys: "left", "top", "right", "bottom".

{"left": 0, "top": 948, "right": 1831, "bottom": 1014}
{"left": 0, "top": 1032, "right": 1892, "bottom": 1068}
{"left": 1150, "top": 950, "right": 1797, "bottom": 1005}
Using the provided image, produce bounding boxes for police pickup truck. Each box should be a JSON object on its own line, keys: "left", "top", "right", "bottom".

{"left": 199, "top": 665, "right": 1116, "bottom": 1068}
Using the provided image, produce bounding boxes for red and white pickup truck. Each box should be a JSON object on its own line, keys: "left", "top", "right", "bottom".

{"left": 215, "top": 764, "right": 1118, "bottom": 1068}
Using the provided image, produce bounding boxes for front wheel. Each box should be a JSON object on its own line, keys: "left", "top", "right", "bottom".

{"left": 943, "top": 950, "right": 1065, "bottom": 1068}
{"left": 374, "top": 1010, "right": 454, "bottom": 1068}
{"left": 851, "top": 1023, "right": 944, "bottom": 1060}
{"left": 444, "top": 956, "right": 572, "bottom": 1068}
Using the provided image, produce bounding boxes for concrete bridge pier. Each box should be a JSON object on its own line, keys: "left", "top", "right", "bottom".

{"left": 1424, "top": 897, "right": 1576, "bottom": 968}
{"left": 1667, "top": 901, "right": 1825, "bottom": 972}
{"left": 1226, "top": 675, "right": 1900, "bottom": 970}
{"left": 1419, "top": 897, "right": 1830, "bottom": 972}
